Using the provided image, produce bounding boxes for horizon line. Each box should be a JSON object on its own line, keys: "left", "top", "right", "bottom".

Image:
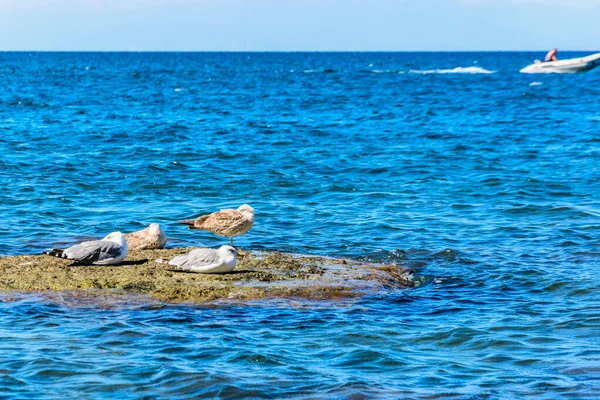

{"left": 0, "top": 49, "right": 598, "bottom": 53}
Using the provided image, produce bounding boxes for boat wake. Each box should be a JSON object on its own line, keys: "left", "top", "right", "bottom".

{"left": 409, "top": 66, "right": 495, "bottom": 74}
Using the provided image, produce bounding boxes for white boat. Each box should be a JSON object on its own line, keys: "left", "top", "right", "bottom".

{"left": 520, "top": 52, "right": 600, "bottom": 73}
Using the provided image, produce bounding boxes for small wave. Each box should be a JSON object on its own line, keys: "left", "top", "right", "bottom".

{"left": 358, "top": 69, "right": 406, "bottom": 74}
{"left": 409, "top": 66, "right": 495, "bottom": 74}
{"left": 8, "top": 99, "right": 49, "bottom": 108}
{"left": 303, "top": 68, "right": 338, "bottom": 74}
{"left": 529, "top": 82, "right": 543, "bottom": 86}
{"left": 370, "top": 69, "right": 396, "bottom": 74}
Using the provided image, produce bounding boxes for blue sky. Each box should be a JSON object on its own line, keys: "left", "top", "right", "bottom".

{"left": 0, "top": 0, "right": 598, "bottom": 51}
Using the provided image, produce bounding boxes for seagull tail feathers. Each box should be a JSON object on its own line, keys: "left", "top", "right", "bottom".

{"left": 154, "top": 258, "right": 190, "bottom": 271}
{"left": 169, "top": 265, "right": 191, "bottom": 272}
{"left": 178, "top": 219, "right": 196, "bottom": 226}
{"left": 43, "top": 249, "right": 69, "bottom": 259}
{"left": 179, "top": 217, "right": 207, "bottom": 230}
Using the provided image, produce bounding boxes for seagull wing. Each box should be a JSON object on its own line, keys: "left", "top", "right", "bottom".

{"left": 168, "top": 248, "right": 222, "bottom": 271}
{"left": 124, "top": 226, "right": 150, "bottom": 242}
{"left": 64, "top": 240, "right": 124, "bottom": 265}
{"left": 203, "top": 210, "right": 248, "bottom": 232}
{"left": 208, "top": 209, "right": 243, "bottom": 222}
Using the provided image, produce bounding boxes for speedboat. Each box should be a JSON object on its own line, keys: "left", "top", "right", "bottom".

{"left": 520, "top": 52, "right": 600, "bottom": 73}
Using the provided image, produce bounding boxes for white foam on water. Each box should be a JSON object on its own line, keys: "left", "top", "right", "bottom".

{"left": 369, "top": 69, "right": 406, "bottom": 74}
{"left": 529, "top": 82, "right": 543, "bottom": 86}
{"left": 409, "top": 66, "right": 495, "bottom": 74}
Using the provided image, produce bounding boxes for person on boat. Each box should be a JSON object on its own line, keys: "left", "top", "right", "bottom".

{"left": 545, "top": 48, "right": 558, "bottom": 62}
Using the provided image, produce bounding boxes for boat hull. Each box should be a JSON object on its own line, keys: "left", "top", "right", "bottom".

{"left": 520, "top": 52, "right": 600, "bottom": 73}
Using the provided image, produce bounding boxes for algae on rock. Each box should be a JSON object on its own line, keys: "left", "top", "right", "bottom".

{"left": 0, "top": 248, "right": 414, "bottom": 303}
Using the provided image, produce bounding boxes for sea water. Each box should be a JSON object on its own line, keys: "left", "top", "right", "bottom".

{"left": 0, "top": 52, "right": 598, "bottom": 398}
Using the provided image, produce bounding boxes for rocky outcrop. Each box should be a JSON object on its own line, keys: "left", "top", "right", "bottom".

{"left": 0, "top": 248, "right": 414, "bottom": 303}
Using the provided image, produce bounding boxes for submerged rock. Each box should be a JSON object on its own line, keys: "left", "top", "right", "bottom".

{"left": 0, "top": 248, "right": 414, "bottom": 303}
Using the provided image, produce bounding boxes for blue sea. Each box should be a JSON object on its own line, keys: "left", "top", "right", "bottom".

{"left": 0, "top": 52, "right": 599, "bottom": 398}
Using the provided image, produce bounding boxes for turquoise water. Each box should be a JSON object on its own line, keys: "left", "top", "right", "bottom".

{"left": 0, "top": 52, "right": 599, "bottom": 398}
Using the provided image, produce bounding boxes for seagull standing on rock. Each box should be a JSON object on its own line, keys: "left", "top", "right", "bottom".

{"left": 179, "top": 204, "right": 254, "bottom": 246}
{"left": 43, "top": 232, "right": 128, "bottom": 265}
{"left": 158, "top": 245, "right": 238, "bottom": 274}
{"left": 124, "top": 223, "right": 167, "bottom": 250}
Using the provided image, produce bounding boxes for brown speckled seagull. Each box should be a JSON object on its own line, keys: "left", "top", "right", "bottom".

{"left": 124, "top": 223, "right": 168, "bottom": 251}
{"left": 179, "top": 204, "right": 254, "bottom": 246}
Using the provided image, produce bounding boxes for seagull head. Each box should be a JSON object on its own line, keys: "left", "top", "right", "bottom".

{"left": 150, "top": 223, "right": 168, "bottom": 245}
{"left": 237, "top": 204, "right": 254, "bottom": 215}
{"left": 104, "top": 232, "right": 126, "bottom": 246}
{"left": 219, "top": 245, "right": 238, "bottom": 258}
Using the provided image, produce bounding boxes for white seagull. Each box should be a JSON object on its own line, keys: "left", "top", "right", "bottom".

{"left": 44, "top": 232, "right": 128, "bottom": 265}
{"left": 159, "top": 245, "right": 237, "bottom": 274}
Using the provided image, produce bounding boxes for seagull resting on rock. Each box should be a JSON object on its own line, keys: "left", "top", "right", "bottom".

{"left": 157, "top": 245, "right": 237, "bottom": 274}
{"left": 179, "top": 204, "right": 254, "bottom": 246}
{"left": 43, "top": 232, "right": 128, "bottom": 265}
{"left": 124, "top": 223, "right": 167, "bottom": 251}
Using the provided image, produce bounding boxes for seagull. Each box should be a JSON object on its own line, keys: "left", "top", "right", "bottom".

{"left": 43, "top": 232, "right": 128, "bottom": 265}
{"left": 158, "top": 245, "right": 237, "bottom": 274}
{"left": 124, "top": 223, "right": 167, "bottom": 251}
{"left": 179, "top": 204, "right": 254, "bottom": 246}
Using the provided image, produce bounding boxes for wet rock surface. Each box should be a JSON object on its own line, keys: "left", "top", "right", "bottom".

{"left": 0, "top": 248, "right": 414, "bottom": 303}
